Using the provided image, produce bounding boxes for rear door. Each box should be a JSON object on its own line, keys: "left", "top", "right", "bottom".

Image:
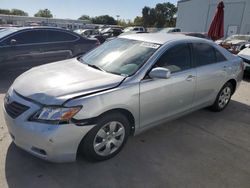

{"left": 192, "top": 42, "right": 229, "bottom": 108}
{"left": 42, "top": 29, "right": 79, "bottom": 62}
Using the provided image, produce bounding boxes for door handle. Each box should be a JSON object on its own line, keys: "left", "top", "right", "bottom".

{"left": 186, "top": 75, "right": 196, "bottom": 81}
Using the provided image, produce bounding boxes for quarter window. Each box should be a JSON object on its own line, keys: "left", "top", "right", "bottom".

{"left": 155, "top": 43, "right": 191, "bottom": 73}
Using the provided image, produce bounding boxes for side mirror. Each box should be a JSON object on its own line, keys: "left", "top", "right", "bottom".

{"left": 10, "top": 39, "right": 17, "bottom": 45}
{"left": 149, "top": 67, "right": 171, "bottom": 79}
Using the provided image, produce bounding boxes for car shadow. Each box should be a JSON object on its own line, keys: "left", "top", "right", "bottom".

{"left": 4, "top": 100, "right": 250, "bottom": 188}
{"left": 0, "top": 68, "right": 31, "bottom": 94}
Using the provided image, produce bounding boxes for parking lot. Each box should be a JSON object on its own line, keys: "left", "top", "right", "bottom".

{"left": 0, "top": 69, "right": 249, "bottom": 188}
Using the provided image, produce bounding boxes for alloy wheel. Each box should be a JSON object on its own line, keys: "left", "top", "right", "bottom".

{"left": 218, "top": 86, "right": 231, "bottom": 109}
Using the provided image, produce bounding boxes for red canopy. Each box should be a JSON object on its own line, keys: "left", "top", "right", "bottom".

{"left": 208, "top": 1, "right": 224, "bottom": 41}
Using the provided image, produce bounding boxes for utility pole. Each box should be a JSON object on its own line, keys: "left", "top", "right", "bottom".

{"left": 116, "top": 15, "right": 120, "bottom": 22}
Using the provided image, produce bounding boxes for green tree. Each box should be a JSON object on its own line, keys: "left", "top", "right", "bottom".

{"left": 78, "top": 15, "right": 91, "bottom": 21}
{"left": 92, "top": 15, "right": 117, "bottom": 25}
{"left": 133, "top": 16, "right": 143, "bottom": 26}
{"left": 0, "top": 9, "right": 11, "bottom": 15}
{"left": 34, "top": 9, "right": 53, "bottom": 18}
{"left": 140, "top": 2, "right": 177, "bottom": 27}
{"left": 10, "top": 9, "right": 28, "bottom": 16}
{"left": 117, "top": 19, "right": 127, "bottom": 27}
{"left": 0, "top": 8, "right": 28, "bottom": 16}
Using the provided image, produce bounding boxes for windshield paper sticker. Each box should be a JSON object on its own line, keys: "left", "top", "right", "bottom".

{"left": 140, "top": 42, "right": 160, "bottom": 49}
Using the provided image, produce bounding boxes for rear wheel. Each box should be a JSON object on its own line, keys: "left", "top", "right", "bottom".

{"left": 79, "top": 112, "right": 130, "bottom": 161}
{"left": 210, "top": 82, "right": 233, "bottom": 112}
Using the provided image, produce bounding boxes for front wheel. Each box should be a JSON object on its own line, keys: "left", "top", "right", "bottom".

{"left": 210, "top": 82, "right": 233, "bottom": 112}
{"left": 79, "top": 112, "right": 130, "bottom": 161}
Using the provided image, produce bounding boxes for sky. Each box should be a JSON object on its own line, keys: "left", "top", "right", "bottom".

{"left": 0, "top": 0, "right": 177, "bottom": 21}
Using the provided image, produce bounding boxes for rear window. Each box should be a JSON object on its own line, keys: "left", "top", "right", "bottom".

{"left": 47, "top": 30, "right": 78, "bottom": 42}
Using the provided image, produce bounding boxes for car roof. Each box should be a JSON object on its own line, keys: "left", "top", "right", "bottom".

{"left": 6, "top": 26, "right": 70, "bottom": 32}
{"left": 119, "top": 33, "right": 204, "bottom": 44}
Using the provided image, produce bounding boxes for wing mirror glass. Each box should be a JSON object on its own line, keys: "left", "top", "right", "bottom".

{"left": 149, "top": 67, "right": 171, "bottom": 79}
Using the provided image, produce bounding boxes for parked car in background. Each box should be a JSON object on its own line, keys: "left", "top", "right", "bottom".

{"left": 105, "top": 31, "right": 148, "bottom": 42}
{"left": 216, "top": 35, "right": 250, "bottom": 54}
{"left": 74, "top": 28, "right": 106, "bottom": 44}
{"left": 124, "top": 26, "right": 146, "bottom": 32}
{"left": 94, "top": 28, "right": 124, "bottom": 43}
{"left": 74, "top": 29, "right": 100, "bottom": 37}
{"left": 0, "top": 27, "right": 7, "bottom": 30}
{"left": 238, "top": 44, "right": 250, "bottom": 75}
{"left": 3, "top": 33, "right": 243, "bottom": 162}
{"left": 159, "top": 27, "right": 181, "bottom": 33}
{"left": 101, "top": 27, "right": 123, "bottom": 39}
{"left": 0, "top": 27, "right": 99, "bottom": 71}
{"left": 173, "top": 32, "right": 211, "bottom": 40}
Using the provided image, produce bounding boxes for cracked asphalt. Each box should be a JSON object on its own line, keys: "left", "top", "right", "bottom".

{"left": 0, "top": 70, "right": 250, "bottom": 188}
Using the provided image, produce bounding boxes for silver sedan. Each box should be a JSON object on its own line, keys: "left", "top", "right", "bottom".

{"left": 3, "top": 33, "right": 244, "bottom": 162}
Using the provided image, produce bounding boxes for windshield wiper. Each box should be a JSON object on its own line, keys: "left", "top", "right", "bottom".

{"left": 87, "top": 64, "right": 106, "bottom": 72}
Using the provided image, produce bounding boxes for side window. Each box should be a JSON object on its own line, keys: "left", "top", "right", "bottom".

{"left": 47, "top": 30, "right": 77, "bottom": 42}
{"left": 4, "top": 30, "right": 48, "bottom": 45}
{"left": 193, "top": 43, "right": 216, "bottom": 66}
{"left": 214, "top": 48, "right": 227, "bottom": 62}
{"left": 155, "top": 43, "right": 191, "bottom": 73}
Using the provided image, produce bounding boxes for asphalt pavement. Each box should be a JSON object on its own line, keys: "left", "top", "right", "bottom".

{"left": 0, "top": 69, "right": 250, "bottom": 188}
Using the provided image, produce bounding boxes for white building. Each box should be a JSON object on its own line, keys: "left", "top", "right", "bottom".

{"left": 0, "top": 14, "right": 93, "bottom": 30}
{"left": 176, "top": 0, "right": 250, "bottom": 37}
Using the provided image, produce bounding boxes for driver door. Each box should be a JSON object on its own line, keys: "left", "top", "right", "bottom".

{"left": 139, "top": 43, "right": 196, "bottom": 128}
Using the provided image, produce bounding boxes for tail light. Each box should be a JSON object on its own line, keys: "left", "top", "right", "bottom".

{"left": 95, "top": 39, "right": 100, "bottom": 46}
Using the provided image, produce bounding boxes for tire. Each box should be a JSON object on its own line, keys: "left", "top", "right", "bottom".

{"left": 210, "top": 82, "right": 233, "bottom": 112}
{"left": 79, "top": 112, "right": 130, "bottom": 161}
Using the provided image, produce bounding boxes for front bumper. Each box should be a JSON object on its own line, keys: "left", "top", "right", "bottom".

{"left": 3, "top": 91, "right": 95, "bottom": 163}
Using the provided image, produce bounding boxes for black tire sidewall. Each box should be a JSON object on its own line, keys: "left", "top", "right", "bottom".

{"left": 80, "top": 112, "right": 130, "bottom": 161}
{"left": 211, "top": 82, "right": 233, "bottom": 112}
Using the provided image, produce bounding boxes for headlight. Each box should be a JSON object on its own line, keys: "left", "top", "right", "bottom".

{"left": 30, "top": 106, "right": 82, "bottom": 124}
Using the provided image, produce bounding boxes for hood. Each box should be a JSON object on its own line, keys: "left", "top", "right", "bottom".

{"left": 238, "top": 48, "right": 250, "bottom": 61}
{"left": 12, "top": 58, "right": 124, "bottom": 105}
{"left": 224, "top": 39, "right": 246, "bottom": 45}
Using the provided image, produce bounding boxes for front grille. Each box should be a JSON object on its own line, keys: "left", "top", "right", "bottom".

{"left": 4, "top": 100, "right": 29, "bottom": 119}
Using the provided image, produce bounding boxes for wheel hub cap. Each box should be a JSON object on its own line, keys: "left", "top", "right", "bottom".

{"left": 94, "top": 121, "right": 125, "bottom": 156}
{"left": 218, "top": 86, "right": 231, "bottom": 108}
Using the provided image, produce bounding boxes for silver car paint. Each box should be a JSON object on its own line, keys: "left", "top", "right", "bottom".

{"left": 12, "top": 58, "right": 124, "bottom": 105}
{"left": 3, "top": 34, "right": 243, "bottom": 162}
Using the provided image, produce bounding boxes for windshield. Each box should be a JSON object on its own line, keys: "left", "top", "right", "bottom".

{"left": 0, "top": 28, "right": 19, "bottom": 39}
{"left": 80, "top": 38, "right": 160, "bottom": 76}
{"left": 74, "top": 29, "right": 82, "bottom": 34}
{"left": 226, "top": 35, "right": 250, "bottom": 41}
{"left": 101, "top": 28, "right": 111, "bottom": 33}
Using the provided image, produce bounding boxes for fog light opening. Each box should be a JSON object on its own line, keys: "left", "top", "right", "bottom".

{"left": 31, "top": 147, "right": 47, "bottom": 156}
